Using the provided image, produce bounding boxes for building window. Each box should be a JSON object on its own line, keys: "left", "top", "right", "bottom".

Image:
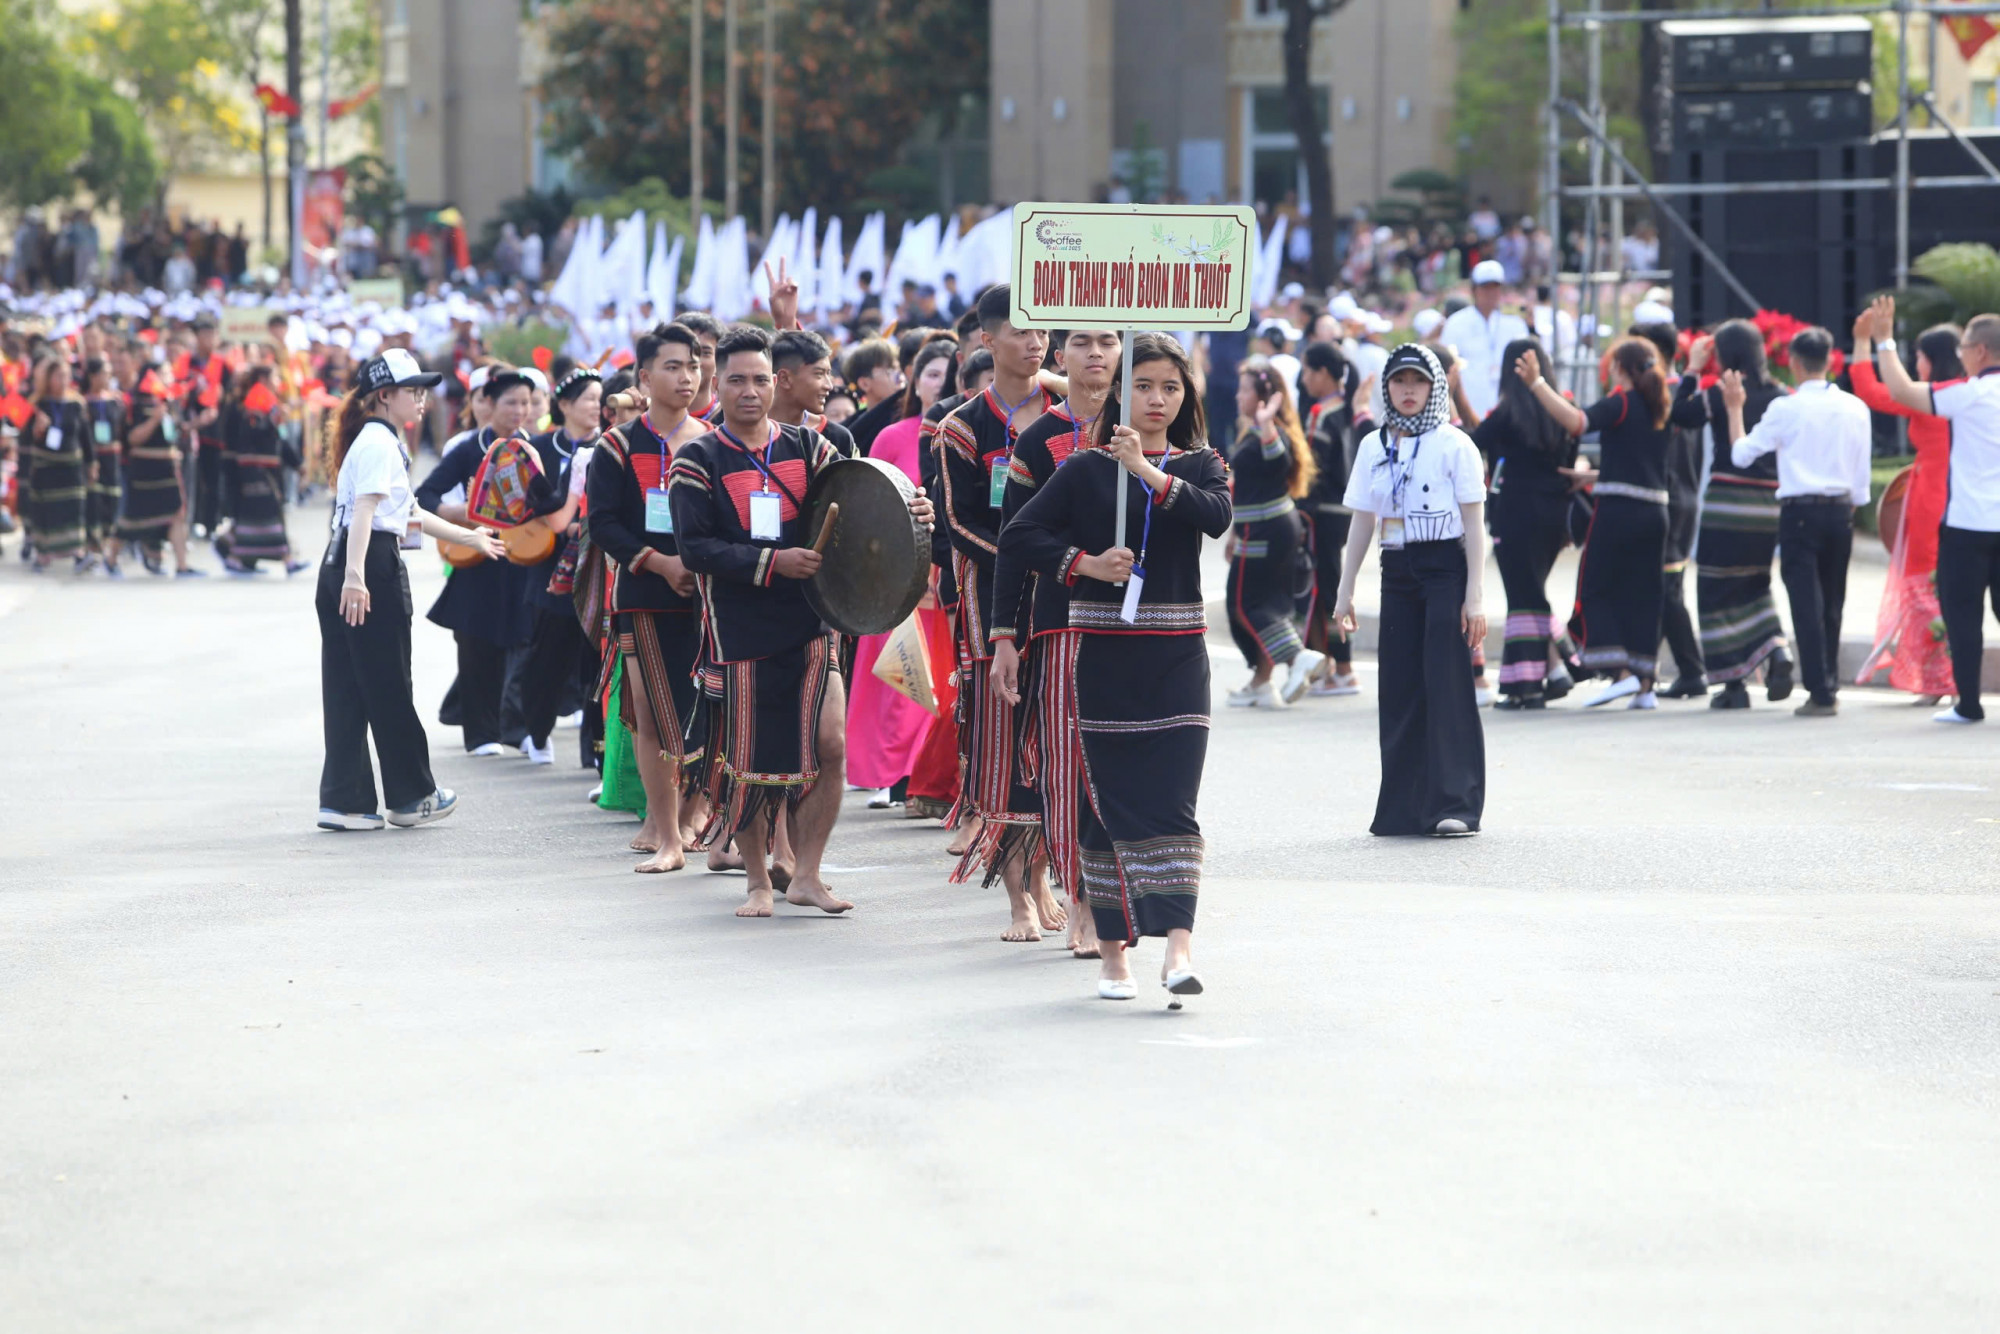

{"left": 1243, "top": 88, "right": 1330, "bottom": 208}
{"left": 1244, "top": 0, "right": 1285, "bottom": 23}
{"left": 1974, "top": 80, "right": 1998, "bottom": 129}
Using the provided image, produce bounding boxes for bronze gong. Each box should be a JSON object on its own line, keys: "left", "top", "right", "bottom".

{"left": 802, "top": 456, "right": 931, "bottom": 636}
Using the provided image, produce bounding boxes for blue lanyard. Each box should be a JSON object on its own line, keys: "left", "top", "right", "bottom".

{"left": 984, "top": 384, "right": 1043, "bottom": 440}
{"left": 716, "top": 422, "right": 781, "bottom": 487}
{"left": 1132, "top": 450, "right": 1166, "bottom": 573}
{"left": 1387, "top": 430, "right": 1423, "bottom": 514}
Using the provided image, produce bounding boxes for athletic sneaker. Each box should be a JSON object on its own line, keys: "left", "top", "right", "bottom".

{"left": 524, "top": 738, "right": 555, "bottom": 765}
{"left": 1934, "top": 706, "right": 1983, "bottom": 725}
{"left": 1585, "top": 676, "right": 1642, "bottom": 708}
{"left": 1628, "top": 690, "right": 1658, "bottom": 711}
{"left": 587, "top": 782, "right": 604, "bottom": 803}
{"left": 1281, "top": 649, "right": 1328, "bottom": 703}
{"left": 469, "top": 742, "right": 505, "bottom": 757}
{"left": 317, "top": 809, "right": 385, "bottom": 832}
{"left": 1310, "top": 671, "right": 1361, "bottom": 697}
{"left": 1474, "top": 684, "right": 1496, "bottom": 708}
{"left": 558, "top": 710, "right": 584, "bottom": 729}
{"left": 1226, "top": 680, "right": 1284, "bottom": 709}
{"left": 388, "top": 788, "right": 457, "bottom": 828}
{"left": 867, "top": 787, "right": 895, "bottom": 809}
{"left": 1432, "top": 818, "right": 1476, "bottom": 837}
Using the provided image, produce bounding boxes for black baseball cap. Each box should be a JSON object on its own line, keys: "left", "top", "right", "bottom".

{"left": 357, "top": 348, "right": 444, "bottom": 393}
{"left": 1382, "top": 343, "right": 1440, "bottom": 386}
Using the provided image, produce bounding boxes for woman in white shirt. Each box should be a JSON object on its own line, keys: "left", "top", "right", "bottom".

{"left": 1331, "top": 344, "right": 1489, "bottom": 837}
{"left": 317, "top": 350, "right": 503, "bottom": 832}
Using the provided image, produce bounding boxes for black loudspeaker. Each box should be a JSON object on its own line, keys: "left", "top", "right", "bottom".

{"left": 1658, "top": 18, "right": 1873, "bottom": 95}
{"left": 1668, "top": 88, "right": 1875, "bottom": 152}
{"left": 1666, "top": 141, "right": 1879, "bottom": 330}
{"left": 1872, "top": 128, "right": 2000, "bottom": 258}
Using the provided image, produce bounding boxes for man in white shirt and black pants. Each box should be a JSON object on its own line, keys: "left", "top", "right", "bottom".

{"left": 1440, "top": 260, "right": 1532, "bottom": 421}
{"left": 1721, "top": 326, "right": 1874, "bottom": 716}
{"left": 1863, "top": 296, "right": 2000, "bottom": 723}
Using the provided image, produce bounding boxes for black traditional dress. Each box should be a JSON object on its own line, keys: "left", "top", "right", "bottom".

{"left": 24, "top": 399, "right": 91, "bottom": 559}
{"left": 216, "top": 400, "right": 293, "bottom": 568}
{"left": 1302, "top": 392, "right": 1355, "bottom": 661}
{"left": 1005, "top": 444, "right": 1233, "bottom": 943}
{"left": 83, "top": 396, "right": 125, "bottom": 550}
{"left": 588, "top": 416, "right": 704, "bottom": 771}
{"left": 668, "top": 421, "right": 845, "bottom": 840}
{"left": 1573, "top": 389, "right": 1671, "bottom": 679}
{"left": 938, "top": 386, "right": 1055, "bottom": 882}
{"left": 1671, "top": 374, "right": 1789, "bottom": 683}
{"left": 119, "top": 369, "right": 184, "bottom": 545}
{"left": 992, "top": 402, "right": 1095, "bottom": 898}
{"left": 1224, "top": 423, "right": 1308, "bottom": 670}
{"left": 1475, "top": 409, "right": 1578, "bottom": 699}
{"left": 519, "top": 426, "right": 590, "bottom": 750}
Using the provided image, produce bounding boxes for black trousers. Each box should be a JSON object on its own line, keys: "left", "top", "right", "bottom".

{"left": 1777, "top": 501, "right": 1854, "bottom": 703}
{"left": 1937, "top": 524, "right": 2000, "bottom": 719}
{"left": 1304, "top": 510, "right": 1353, "bottom": 665}
{"left": 317, "top": 531, "right": 436, "bottom": 813}
{"left": 1661, "top": 566, "right": 1704, "bottom": 683}
{"left": 454, "top": 631, "right": 510, "bottom": 750}
{"left": 1373, "top": 540, "right": 1485, "bottom": 835}
{"left": 522, "top": 607, "right": 588, "bottom": 747}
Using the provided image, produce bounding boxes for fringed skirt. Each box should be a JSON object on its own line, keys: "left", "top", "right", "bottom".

{"left": 1019, "top": 630, "right": 1084, "bottom": 898}
{"left": 696, "top": 634, "right": 834, "bottom": 844}
{"left": 947, "top": 647, "right": 1043, "bottom": 886}
{"left": 617, "top": 610, "right": 701, "bottom": 763}
{"left": 1696, "top": 474, "right": 1787, "bottom": 682}
{"left": 1073, "top": 632, "right": 1209, "bottom": 943}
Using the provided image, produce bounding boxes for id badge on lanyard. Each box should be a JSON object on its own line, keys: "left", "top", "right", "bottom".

{"left": 988, "top": 455, "right": 1010, "bottom": 507}
{"left": 749, "top": 490, "right": 783, "bottom": 541}
{"left": 645, "top": 487, "right": 674, "bottom": 534}
{"left": 43, "top": 424, "right": 63, "bottom": 452}
{"left": 1379, "top": 517, "right": 1406, "bottom": 548}
{"left": 93, "top": 417, "right": 112, "bottom": 445}
{"left": 401, "top": 512, "right": 423, "bottom": 551}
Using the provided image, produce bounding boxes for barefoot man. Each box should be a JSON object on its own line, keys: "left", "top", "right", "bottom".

{"left": 587, "top": 322, "right": 712, "bottom": 872}
{"left": 669, "top": 325, "right": 935, "bottom": 916}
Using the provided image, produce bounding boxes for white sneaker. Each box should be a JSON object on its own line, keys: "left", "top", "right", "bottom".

{"left": 525, "top": 738, "right": 555, "bottom": 765}
{"left": 1226, "top": 680, "right": 1284, "bottom": 709}
{"left": 586, "top": 782, "right": 603, "bottom": 802}
{"left": 387, "top": 788, "right": 457, "bottom": 828}
{"left": 1628, "top": 690, "right": 1658, "bottom": 711}
{"left": 469, "top": 742, "right": 505, "bottom": 757}
{"left": 1431, "top": 817, "right": 1476, "bottom": 837}
{"left": 1933, "top": 706, "right": 1982, "bottom": 725}
{"left": 1585, "top": 676, "right": 1643, "bottom": 708}
{"left": 1474, "top": 684, "right": 1496, "bottom": 708}
{"left": 1281, "top": 649, "right": 1327, "bottom": 703}
{"left": 867, "top": 787, "right": 894, "bottom": 809}
{"left": 1310, "top": 672, "right": 1362, "bottom": 697}
{"left": 558, "top": 709, "right": 584, "bottom": 729}
{"left": 316, "top": 809, "right": 385, "bottom": 832}
{"left": 1097, "top": 976, "right": 1138, "bottom": 1001}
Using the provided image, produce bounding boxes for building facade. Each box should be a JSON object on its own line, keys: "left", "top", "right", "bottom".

{"left": 990, "top": 0, "right": 1460, "bottom": 213}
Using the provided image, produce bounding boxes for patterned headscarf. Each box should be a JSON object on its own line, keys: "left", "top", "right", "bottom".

{"left": 1379, "top": 342, "right": 1449, "bottom": 438}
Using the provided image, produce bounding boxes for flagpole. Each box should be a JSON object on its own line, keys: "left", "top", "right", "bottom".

{"left": 1115, "top": 330, "right": 1133, "bottom": 558}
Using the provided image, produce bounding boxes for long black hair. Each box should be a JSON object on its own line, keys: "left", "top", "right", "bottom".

{"left": 1489, "top": 337, "right": 1570, "bottom": 461}
{"left": 1710, "top": 319, "right": 1769, "bottom": 384}
{"left": 1917, "top": 323, "right": 1966, "bottom": 382}
{"left": 1094, "top": 333, "right": 1208, "bottom": 452}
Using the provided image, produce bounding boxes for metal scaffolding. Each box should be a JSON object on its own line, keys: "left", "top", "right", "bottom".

{"left": 1542, "top": 0, "right": 2000, "bottom": 393}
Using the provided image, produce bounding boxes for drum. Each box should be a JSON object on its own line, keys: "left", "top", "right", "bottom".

{"left": 1876, "top": 463, "right": 1913, "bottom": 554}
{"left": 801, "top": 456, "right": 931, "bottom": 636}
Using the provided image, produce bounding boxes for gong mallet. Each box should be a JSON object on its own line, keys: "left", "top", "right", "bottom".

{"left": 811, "top": 502, "right": 841, "bottom": 555}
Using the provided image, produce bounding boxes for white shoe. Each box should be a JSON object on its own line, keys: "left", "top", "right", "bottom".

{"left": 1310, "top": 672, "right": 1362, "bottom": 697}
{"left": 1281, "top": 649, "right": 1327, "bottom": 703}
{"left": 1934, "top": 706, "right": 1982, "bottom": 725}
{"left": 469, "top": 742, "right": 505, "bottom": 757}
{"left": 867, "top": 787, "right": 894, "bottom": 809}
{"left": 558, "top": 709, "right": 584, "bottom": 729}
{"left": 1163, "top": 969, "right": 1204, "bottom": 1010}
{"left": 1628, "top": 690, "right": 1658, "bottom": 711}
{"left": 1585, "top": 676, "right": 1642, "bottom": 708}
{"left": 1098, "top": 976, "right": 1138, "bottom": 1001}
{"left": 586, "top": 782, "right": 603, "bottom": 803}
{"left": 316, "top": 809, "right": 385, "bottom": 832}
{"left": 387, "top": 788, "right": 457, "bottom": 828}
{"left": 1432, "top": 817, "right": 1476, "bottom": 837}
{"left": 1474, "top": 685, "right": 1495, "bottom": 707}
{"left": 1227, "top": 680, "right": 1284, "bottom": 709}
{"left": 525, "top": 738, "right": 555, "bottom": 765}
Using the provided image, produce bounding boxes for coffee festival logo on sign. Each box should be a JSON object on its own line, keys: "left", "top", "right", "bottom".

{"left": 1010, "top": 203, "right": 1257, "bottom": 332}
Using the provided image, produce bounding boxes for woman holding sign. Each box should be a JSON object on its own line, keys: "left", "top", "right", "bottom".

{"left": 1002, "top": 334, "right": 1233, "bottom": 1007}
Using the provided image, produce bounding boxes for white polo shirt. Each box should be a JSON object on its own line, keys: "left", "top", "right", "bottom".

{"left": 1343, "top": 423, "right": 1487, "bottom": 545}
{"left": 1440, "top": 304, "right": 1532, "bottom": 419}
{"left": 1930, "top": 371, "right": 2000, "bottom": 532}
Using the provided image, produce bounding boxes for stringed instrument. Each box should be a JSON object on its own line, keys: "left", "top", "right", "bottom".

{"left": 436, "top": 432, "right": 562, "bottom": 567}
{"left": 436, "top": 517, "right": 559, "bottom": 568}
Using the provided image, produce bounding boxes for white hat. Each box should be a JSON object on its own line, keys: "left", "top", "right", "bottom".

{"left": 1364, "top": 312, "right": 1395, "bottom": 336}
{"left": 1329, "top": 293, "right": 1362, "bottom": 322}
{"left": 519, "top": 366, "right": 550, "bottom": 394}
{"left": 1633, "top": 300, "right": 1675, "bottom": 327}
{"left": 1471, "top": 260, "right": 1507, "bottom": 286}
{"left": 466, "top": 365, "right": 493, "bottom": 395}
{"left": 1279, "top": 281, "right": 1306, "bottom": 301}
{"left": 1412, "top": 308, "right": 1445, "bottom": 338}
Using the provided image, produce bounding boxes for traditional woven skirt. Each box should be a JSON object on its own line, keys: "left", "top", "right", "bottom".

{"left": 1073, "top": 632, "right": 1209, "bottom": 943}
{"left": 1490, "top": 482, "right": 1570, "bottom": 697}
{"left": 120, "top": 450, "right": 184, "bottom": 538}
{"left": 617, "top": 610, "right": 701, "bottom": 764}
{"left": 89, "top": 453, "right": 122, "bottom": 547}
{"left": 1225, "top": 512, "right": 1307, "bottom": 670}
{"left": 1574, "top": 493, "right": 1667, "bottom": 678}
{"left": 947, "top": 652, "right": 1043, "bottom": 886}
{"left": 1695, "top": 473, "right": 1787, "bottom": 682}
{"left": 1018, "top": 630, "right": 1084, "bottom": 898}
{"left": 218, "top": 463, "right": 291, "bottom": 563}
{"left": 697, "top": 633, "right": 834, "bottom": 844}
{"left": 25, "top": 443, "right": 89, "bottom": 558}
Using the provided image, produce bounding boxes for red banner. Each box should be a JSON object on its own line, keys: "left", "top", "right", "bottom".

{"left": 254, "top": 83, "right": 301, "bottom": 118}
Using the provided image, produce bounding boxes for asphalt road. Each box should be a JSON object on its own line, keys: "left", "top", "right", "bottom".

{"left": 3, "top": 535, "right": 1998, "bottom": 1332}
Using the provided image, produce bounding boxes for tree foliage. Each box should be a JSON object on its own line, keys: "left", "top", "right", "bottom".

{"left": 0, "top": 0, "right": 160, "bottom": 213}
{"left": 539, "top": 0, "right": 987, "bottom": 221}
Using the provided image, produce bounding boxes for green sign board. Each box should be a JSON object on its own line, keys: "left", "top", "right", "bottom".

{"left": 1009, "top": 202, "right": 1257, "bottom": 332}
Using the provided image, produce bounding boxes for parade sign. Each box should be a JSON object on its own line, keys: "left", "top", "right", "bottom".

{"left": 220, "top": 306, "right": 278, "bottom": 345}
{"left": 1009, "top": 202, "right": 1257, "bottom": 332}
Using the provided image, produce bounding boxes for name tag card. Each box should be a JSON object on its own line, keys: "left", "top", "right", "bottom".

{"left": 644, "top": 487, "right": 674, "bottom": 534}
{"left": 94, "top": 420, "right": 113, "bottom": 445}
{"left": 1380, "top": 517, "right": 1405, "bottom": 549}
{"left": 749, "top": 490, "right": 783, "bottom": 541}
{"left": 988, "top": 456, "right": 1010, "bottom": 507}
{"left": 44, "top": 426, "right": 63, "bottom": 452}
{"left": 1119, "top": 569, "right": 1145, "bottom": 624}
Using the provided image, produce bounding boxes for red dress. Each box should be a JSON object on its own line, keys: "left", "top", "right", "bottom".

{"left": 1849, "top": 360, "right": 1954, "bottom": 695}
